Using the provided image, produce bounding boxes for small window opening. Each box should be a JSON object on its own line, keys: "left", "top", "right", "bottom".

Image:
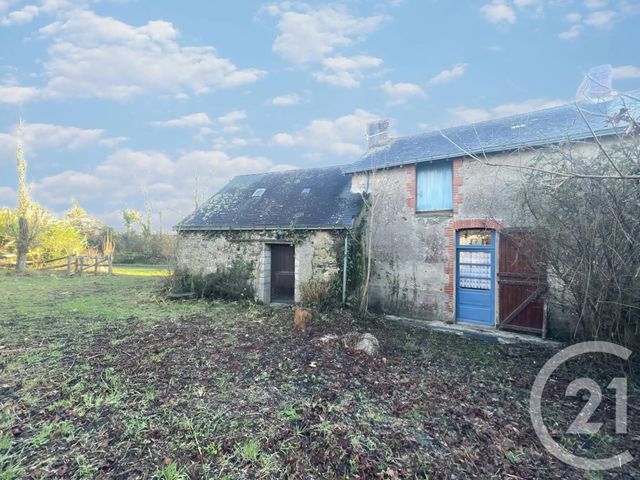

{"left": 458, "top": 229, "right": 493, "bottom": 246}
{"left": 252, "top": 188, "right": 266, "bottom": 197}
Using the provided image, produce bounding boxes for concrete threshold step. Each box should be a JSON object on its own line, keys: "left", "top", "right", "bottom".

{"left": 384, "top": 315, "right": 562, "bottom": 347}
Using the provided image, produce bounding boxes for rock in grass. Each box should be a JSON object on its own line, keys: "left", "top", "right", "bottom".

{"left": 167, "top": 292, "right": 196, "bottom": 300}
{"left": 314, "top": 333, "right": 339, "bottom": 345}
{"left": 342, "top": 332, "right": 380, "bottom": 356}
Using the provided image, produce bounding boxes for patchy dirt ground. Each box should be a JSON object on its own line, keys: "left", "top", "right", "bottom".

{"left": 0, "top": 275, "right": 638, "bottom": 479}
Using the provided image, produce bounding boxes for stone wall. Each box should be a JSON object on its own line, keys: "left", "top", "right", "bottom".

{"left": 350, "top": 149, "right": 538, "bottom": 322}
{"left": 176, "top": 230, "right": 343, "bottom": 303}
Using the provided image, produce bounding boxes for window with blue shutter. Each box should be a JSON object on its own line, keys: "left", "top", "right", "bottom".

{"left": 416, "top": 161, "right": 453, "bottom": 212}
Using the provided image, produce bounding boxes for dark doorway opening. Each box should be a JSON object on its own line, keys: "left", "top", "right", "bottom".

{"left": 270, "top": 244, "right": 295, "bottom": 303}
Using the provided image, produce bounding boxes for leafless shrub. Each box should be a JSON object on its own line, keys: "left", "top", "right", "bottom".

{"left": 299, "top": 277, "right": 337, "bottom": 311}
{"left": 520, "top": 134, "right": 640, "bottom": 347}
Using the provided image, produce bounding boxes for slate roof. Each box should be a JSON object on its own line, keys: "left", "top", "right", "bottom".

{"left": 344, "top": 91, "right": 640, "bottom": 173}
{"left": 178, "top": 166, "right": 361, "bottom": 230}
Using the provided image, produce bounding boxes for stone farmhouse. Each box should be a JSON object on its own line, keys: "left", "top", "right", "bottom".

{"left": 176, "top": 92, "right": 638, "bottom": 338}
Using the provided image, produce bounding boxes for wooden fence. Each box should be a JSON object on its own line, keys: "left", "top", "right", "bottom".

{"left": 0, "top": 254, "right": 113, "bottom": 275}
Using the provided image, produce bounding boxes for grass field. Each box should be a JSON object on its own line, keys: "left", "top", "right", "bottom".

{"left": 112, "top": 264, "right": 170, "bottom": 277}
{"left": 0, "top": 274, "right": 637, "bottom": 479}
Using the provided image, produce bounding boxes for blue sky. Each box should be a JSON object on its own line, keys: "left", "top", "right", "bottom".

{"left": 0, "top": 0, "right": 638, "bottom": 229}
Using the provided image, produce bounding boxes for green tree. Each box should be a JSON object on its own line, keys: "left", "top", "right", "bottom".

{"left": 32, "top": 220, "right": 86, "bottom": 262}
{"left": 65, "top": 199, "right": 105, "bottom": 247}
{"left": 121, "top": 209, "right": 140, "bottom": 234}
{"left": 0, "top": 209, "right": 14, "bottom": 256}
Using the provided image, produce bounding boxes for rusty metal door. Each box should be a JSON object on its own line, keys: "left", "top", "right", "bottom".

{"left": 271, "top": 244, "right": 295, "bottom": 303}
{"left": 498, "top": 229, "right": 547, "bottom": 337}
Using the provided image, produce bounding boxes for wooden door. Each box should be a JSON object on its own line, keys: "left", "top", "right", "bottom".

{"left": 270, "top": 244, "right": 295, "bottom": 303}
{"left": 498, "top": 229, "right": 547, "bottom": 336}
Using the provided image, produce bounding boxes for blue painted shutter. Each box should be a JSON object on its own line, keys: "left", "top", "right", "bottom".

{"left": 416, "top": 161, "right": 452, "bottom": 211}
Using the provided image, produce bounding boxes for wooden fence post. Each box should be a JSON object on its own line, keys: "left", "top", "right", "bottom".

{"left": 94, "top": 256, "right": 98, "bottom": 274}
{"left": 78, "top": 256, "right": 84, "bottom": 277}
{"left": 67, "top": 255, "right": 72, "bottom": 276}
{"left": 108, "top": 255, "right": 113, "bottom": 275}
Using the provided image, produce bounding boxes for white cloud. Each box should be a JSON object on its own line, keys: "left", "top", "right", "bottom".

{"left": 566, "top": 12, "right": 582, "bottom": 22}
{"left": 217, "top": 110, "right": 247, "bottom": 125}
{"left": 513, "top": 0, "right": 543, "bottom": 15}
{"left": 150, "top": 113, "right": 213, "bottom": 128}
{"left": 212, "top": 136, "right": 260, "bottom": 150}
{"left": 480, "top": 0, "right": 516, "bottom": 25}
{"left": 150, "top": 110, "right": 248, "bottom": 134}
{"left": 269, "top": 93, "right": 302, "bottom": 106}
{"left": 95, "top": 149, "right": 174, "bottom": 186}
{"left": 448, "top": 98, "right": 566, "bottom": 125}
{"left": 1, "top": 4, "right": 39, "bottom": 26}
{"left": 428, "top": 63, "right": 467, "bottom": 86}
{"left": 558, "top": 24, "right": 583, "bottom": 39}
{"left": 216, "top": 110, "right": 247, "bottom": 133}
{"left": 583, "top": 9, "right": 616, "bottom": 27}
{"left": 314, "top": 55, "right": 383, "bottom": 88}
{"left": 31, "top": 170, "right": 103, "bottom": 206}
{"left": 0, "top": 85, "right": 40, "bottom": 103}
{"left": 14, "top": 9, "right": 265, "bottom": 101}
{"left": 29, "top": 147, "right": 292, "bottom": 226}
{"left": 0, "top": 122, "right": 122, "bottom": 159}
{"left": 176, "top": 151, "right": 276, "bottom": 188}
{"left": 381, "top": 80, "right": 425, "bottom": 106}
{"left": 271, "top": 108, "right": 378, "bottom": 156}
{"left": 265, "top": 2, "right": 386, "bottom": 64}
{"left": 0, "top": 0, "right": 73, "bottom": 26}
{"left": 612, "top": 65, "right": 640, "bottom": 79}
{"left": 583, "top": 0, "right": 608, "bottom": 9}
{"left": 271, "top": 132, "right": 295, "bottom": 147}
{"left": 99, "top": 136, "right": 128, "bottom": 148}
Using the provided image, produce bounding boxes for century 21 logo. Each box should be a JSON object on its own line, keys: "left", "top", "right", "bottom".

{"left": 529, "top": 342, "right": 633, "bottom": 471}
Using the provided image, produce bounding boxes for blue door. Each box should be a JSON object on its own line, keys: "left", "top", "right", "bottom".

{"left": 455, "top": 229, "right": 495, "bottom": 326}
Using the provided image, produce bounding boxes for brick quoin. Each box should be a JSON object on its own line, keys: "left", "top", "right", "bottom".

{"left": 444, "top": 218, "right": 503, "bottom": 313}
{"left": 405, "top": 164, "right": 416, "bottom": 209}
{"left": 407, "top": 158, "right": 503, "bottom": 314}
{"left": 452, "top": 159, "right": 463, "bottom": 215}
{"left": 443, "top": 158, "right": 503, "bottom": 312}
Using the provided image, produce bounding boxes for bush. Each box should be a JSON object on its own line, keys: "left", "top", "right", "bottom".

{"left": 521, "top": 137, "right": 640, "bottom": 347}
{"left": 33, "top": 220, "right": 86, "bottom": 262}
{"left": 169, "top": 259, "right": 255, "bottom": 301}
{"left": 299, "top": 277, "right": 337, "bottom": 311}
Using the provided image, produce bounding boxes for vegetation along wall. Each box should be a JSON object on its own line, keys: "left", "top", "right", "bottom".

{"left": 176, "top": 229, "right": 345, "bottom": 304}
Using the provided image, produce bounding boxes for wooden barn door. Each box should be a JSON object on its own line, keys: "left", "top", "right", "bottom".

{"left": 498, "top": 229, "right": 547, "bottom": 337}
{"left": 270, "top": 244, "right": 295, "bottom": 303}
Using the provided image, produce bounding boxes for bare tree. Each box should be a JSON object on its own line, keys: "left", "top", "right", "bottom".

{"left": 15, "top": 119, "right": 29, "bottom": 272}
{"left": 355, "top": 121, "right": 391, "bottom": 316}
{"left": 13, "top": 119, "right": 51, "bottom": 273}
{"left": 357, "top": 177, "right": 375, "bottom": 315}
